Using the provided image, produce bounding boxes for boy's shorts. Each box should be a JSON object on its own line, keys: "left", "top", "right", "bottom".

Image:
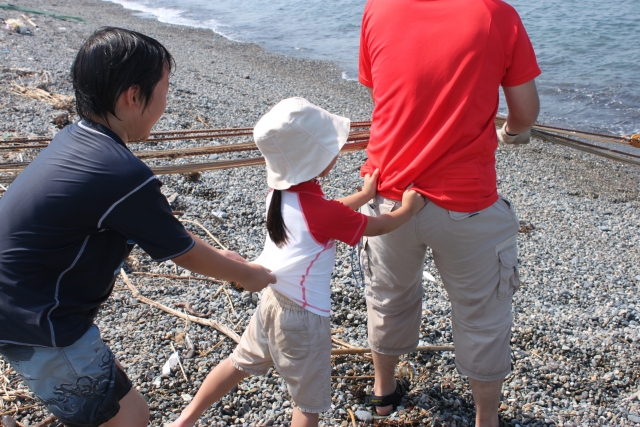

{"left": 231, "top": 287, "right": 332, "bottom": 413}
{"left": 0, "top": 325, "right": 132, "bottom": 427}
{"left": 361, "top": 195, "right": 520, "bottom": 381}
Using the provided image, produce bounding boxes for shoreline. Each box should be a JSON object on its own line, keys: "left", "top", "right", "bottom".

{"left": 1, "top": 1, "right": 640, "bottom": 426}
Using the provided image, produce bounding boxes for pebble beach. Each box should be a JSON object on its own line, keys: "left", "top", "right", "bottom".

{"left": 1, "top": 1, "right": 639, "bottom": 426}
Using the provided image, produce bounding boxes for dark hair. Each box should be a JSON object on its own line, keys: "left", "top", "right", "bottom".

{"left": 71, "top": 27, "right": 174, "bottom": 122}
{"left": 267, "top": 190, "right": 290, "bottom": 248}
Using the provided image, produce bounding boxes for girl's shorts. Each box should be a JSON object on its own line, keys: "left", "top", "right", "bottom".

{"left": 230, "top": 287, "right": 332, "bottom": 413}
{"left": 0, "top": 325, "right": 132, "bottom": 427}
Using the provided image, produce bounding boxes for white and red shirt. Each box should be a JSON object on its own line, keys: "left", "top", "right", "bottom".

{"left": 253, "top": 181, "right": 368, "bottom": 316}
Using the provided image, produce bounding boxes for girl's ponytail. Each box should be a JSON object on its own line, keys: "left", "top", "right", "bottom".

{"left": 267, "top": 190, "right": 289, "bottom": 248}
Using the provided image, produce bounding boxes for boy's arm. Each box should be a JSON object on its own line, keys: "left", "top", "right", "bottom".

{"left": 173, "top": 234, "right": 276, "bottom": 292}
{"left": 363, "top": 189, "right": 425, "bottom": 236}
{"left": 339, "top": 169, "right": 379, "bottom": 210}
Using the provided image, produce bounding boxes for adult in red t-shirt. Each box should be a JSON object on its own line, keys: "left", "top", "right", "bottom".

{"left": 358, "top": 0, "right": 540, "bottom": 424}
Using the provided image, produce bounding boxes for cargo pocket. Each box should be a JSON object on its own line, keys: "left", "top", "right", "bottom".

{"left": 497, "top": 244, "right": 520, "bottom": 299}
{"left": 276, "top": 313, "right": 310, "bottom": 360}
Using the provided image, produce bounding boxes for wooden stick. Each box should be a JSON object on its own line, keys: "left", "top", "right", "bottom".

{"left": 332, "top": 375, "right": 376, "bottom": 379}
{"left": 131, "top": 271, "right": 223, "bottom": 284}
{"left": 0, "top": 405, "right": 37, "bottom": 417}
{"left": 169, "top": 343, "right": 189, "bottom": 383}
{"left": 199, "top": 336, "right": 227, "bottom": 358}
{"left": 332, "top": 337, "right": 358, "bottom": 349}
{"left": 221, "top": 287, "right": 237, "bottom": 316}
{"left": 30, "top": 415, "right": 56, "bottom": 427}
{"left": 180, "top": 219, "right": 228, "bottom": 251}
{"left": 347, "top": 409, "right": 358, "bottom": 427}
{"left": 119, "top": 270, "right": 241, "bottom": 343}
{"left": 331, "top": 345, "right": 453, "bottom": 356}
{"left": 20, "top": 14, "right": 37, "bottom": 27}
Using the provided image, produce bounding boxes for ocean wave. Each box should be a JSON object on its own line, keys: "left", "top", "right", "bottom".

{"left": 102, "top": 0, "right": 244, "bottom": 43}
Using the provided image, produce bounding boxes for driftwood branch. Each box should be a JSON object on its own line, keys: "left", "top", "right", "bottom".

{"left": 331, "top": 345, "right": 453, "bottom": 356}
{"left": 119, "top": 269, "right": 241, "bottom": 343}
{"left": 131, "top": 271, "right": 223, "bottom": 284}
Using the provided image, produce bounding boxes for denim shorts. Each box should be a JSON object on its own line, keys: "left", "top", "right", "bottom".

{"left": 0, "top": 325, "right": 132, "bottom": 427}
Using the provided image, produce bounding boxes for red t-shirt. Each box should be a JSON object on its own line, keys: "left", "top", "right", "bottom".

{"left": 359, "top": 0, "right": 541, "bottom": 212}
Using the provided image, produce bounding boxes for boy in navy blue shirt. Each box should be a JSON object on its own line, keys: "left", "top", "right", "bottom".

{"left": 0, "top": 27, "right": 275, "bottom": 427}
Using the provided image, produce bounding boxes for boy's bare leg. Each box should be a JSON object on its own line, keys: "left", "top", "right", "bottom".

{"left": 102, "top": 388, "right": 149, "bottom": 427}
{"left": 171, "top": 358, "right": 249, "bottom": 427}
{"left": 291, "top": 407, "right": 319, "bottom": 427}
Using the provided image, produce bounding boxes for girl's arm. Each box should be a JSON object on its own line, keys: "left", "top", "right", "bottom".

{"left": 363, "top": 189, "right": 425, "bottom": 236}
{"left": 339, "top": 169, "right": 379, "bottom": 210}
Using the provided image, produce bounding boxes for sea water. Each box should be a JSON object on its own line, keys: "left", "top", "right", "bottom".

{"left": 104, "top": 0, "right": 639, "bottom": 134}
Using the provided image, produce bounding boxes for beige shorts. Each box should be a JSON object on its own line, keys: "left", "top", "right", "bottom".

{"left": 230, "top": 287, "right": 332, "bottom": 413}
{"left": 360, "top": 195, "right": 520, "bottom": 382}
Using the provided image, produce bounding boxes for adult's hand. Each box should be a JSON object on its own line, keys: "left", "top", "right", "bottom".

{"left": 497, "top": 122, "right": 531, "bottom": 145}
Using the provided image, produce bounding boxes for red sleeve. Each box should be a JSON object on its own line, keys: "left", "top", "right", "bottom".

{"left": 358, "top": 1, "right": 373, "bottom": 88}
{"left": 500, "top": 8, "right": 541, "bottom": 87}
{"left": 298, "top": 193, "right": 368, "bottom": 247}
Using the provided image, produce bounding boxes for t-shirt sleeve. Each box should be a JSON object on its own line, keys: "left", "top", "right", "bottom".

{"left": 358, "top": 3, "right": 373, "bottom": 88}
{"left": 101, "top": 178, "right": 194, "bottom": 261}
{"left": 501, "top": 10, "right": 541, "bottom": 87}
{"left": 299, "top": 194, "right": 368, "bottom": 247}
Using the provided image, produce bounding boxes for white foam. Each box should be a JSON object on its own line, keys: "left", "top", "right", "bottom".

{"left": 102, "top": 0, "right": 242, "bottom": 42}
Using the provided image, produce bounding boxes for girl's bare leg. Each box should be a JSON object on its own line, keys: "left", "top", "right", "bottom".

{"left": 291, "top": 407, "right": 319, "bottom": 427}
{"left": 171, "top": 358, "right": 249, "bottom": 427}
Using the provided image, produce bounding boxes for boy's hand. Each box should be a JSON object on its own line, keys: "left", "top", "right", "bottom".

{"left": 362, "top": 169, "right": 379, "bottom": 200}
{"left": 401, "top": 189, "right": 426, "bottom": 215}
{"left": 238, "top": 264, "right": 277, "bottom": 292}
{"left": 220, "top": 250, "right": 248, "bottom": 263}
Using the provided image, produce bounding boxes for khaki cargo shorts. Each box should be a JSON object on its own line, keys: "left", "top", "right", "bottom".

{"left": 230, "top": 287, "right": 332, "bottom": 413}
{"left": 360, "top": 195, "right": 520, "bottom": 381}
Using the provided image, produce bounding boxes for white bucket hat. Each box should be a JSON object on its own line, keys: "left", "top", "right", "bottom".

{"left": 253, "top": 97, "right": 351, "bottom": 190}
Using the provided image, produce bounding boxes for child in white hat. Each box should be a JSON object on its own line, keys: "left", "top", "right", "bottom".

{"left": 172, "top": 97, "right": 424, "bottom": 427}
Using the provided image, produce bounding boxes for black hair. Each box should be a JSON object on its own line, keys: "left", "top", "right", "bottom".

{"left": 267, "top": 190, "right": 290, "bottom": 248}
{"left": 71, "top": 27, "right": 175, "bottom": 123}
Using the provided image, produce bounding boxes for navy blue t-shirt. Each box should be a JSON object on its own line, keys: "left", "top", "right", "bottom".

{"left": 0, "top": 121, "right": 194, "bottom": 347}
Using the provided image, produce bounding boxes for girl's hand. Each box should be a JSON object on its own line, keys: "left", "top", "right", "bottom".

{"left": 362, "top": 169, "right": 379, "bottom": 200}
{"left": 401, "top": 189, "right": 426, "bottom": 215}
